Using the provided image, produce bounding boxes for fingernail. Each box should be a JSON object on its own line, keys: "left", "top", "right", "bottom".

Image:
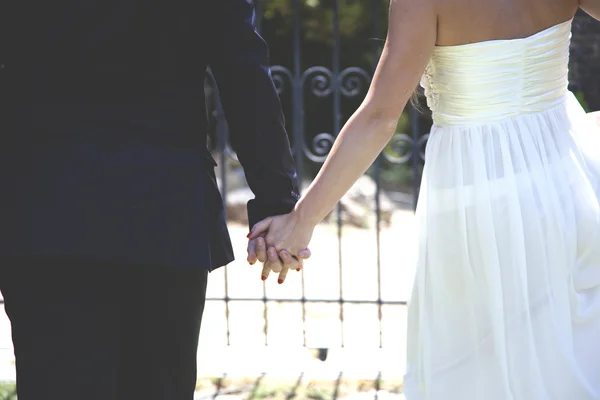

{"left": 278, "top": 279, "right": 283, "bottom": 284}
{"left": 246, "top": 233, "right": 251, "bottom": 238}
{"left": 261, "top": 275, "right": 267, "bottom": 281}
{"left": 296, "top": 268, "right": 301, "bottom": 271}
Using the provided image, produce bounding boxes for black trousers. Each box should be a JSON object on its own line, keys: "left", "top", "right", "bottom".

{"left": 0, "top": 260, "right": 209, "bottom": 400}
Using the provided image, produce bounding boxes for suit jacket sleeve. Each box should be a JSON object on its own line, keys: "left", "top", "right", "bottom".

{"left": 207, "top": 0, "right": 300, "bottom": 229}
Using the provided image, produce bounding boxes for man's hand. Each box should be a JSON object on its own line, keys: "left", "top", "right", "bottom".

{"left": 247, "top": 235, "right": 310, "bottom": 284}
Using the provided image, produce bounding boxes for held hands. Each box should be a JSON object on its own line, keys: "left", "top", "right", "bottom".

{"left": 246, "top": 234, "right": 309, "bottom": 283}
{"left": 246, "top": 210, "right": 315, "bottom": 284}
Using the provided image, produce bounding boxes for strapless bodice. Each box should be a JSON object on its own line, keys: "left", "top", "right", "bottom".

{"left": 421, "top": 20, "right": 572, "bottom": 126}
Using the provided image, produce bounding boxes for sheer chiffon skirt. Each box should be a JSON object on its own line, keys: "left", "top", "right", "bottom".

{"left": 404, "top": 93, "right": 600, "bottom": 399}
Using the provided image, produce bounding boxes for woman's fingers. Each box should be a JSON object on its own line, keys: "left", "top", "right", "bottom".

{"left": 278, "top": 249, "right": 296, "bottom": 265}
{"left": 277, "top": 266, "right": 289, "bottom": 284}
{"left": 260, "top": 247, "right": 307, "bottom": 283}
{"left": 261, "top": 263, "right": 271, "bottom": 282}
{"left": 296, "top": 258, "right": 304, "bottom": 272}
{"left": 278, "top": 249, "right": 301, "bottom": 279}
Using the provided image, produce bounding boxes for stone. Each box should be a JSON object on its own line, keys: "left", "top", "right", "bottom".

{"left": 324, "top": 175, "right": 396, "bottom": 229}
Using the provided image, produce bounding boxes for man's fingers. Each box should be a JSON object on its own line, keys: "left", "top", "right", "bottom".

{"left": 277, "top": 250, "right": 299, "bottom": 282}
{"left": 278, "top": 249, "right": 298, "bottom": 269}
{"left": 248, "top": 218, "right": 272, "bottom": 240}
{"left": 247, "top": 239, "right": 257, "bottom": 265}
{"left": 255, "top": 237, "right": 267, "bottom": 263}
{"left": 298, "top": 248, "right": 312, "bottom": 259}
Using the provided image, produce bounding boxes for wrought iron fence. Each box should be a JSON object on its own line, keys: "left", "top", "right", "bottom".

{"left": 204, "top": 0, "right": 428, "bottom": 350}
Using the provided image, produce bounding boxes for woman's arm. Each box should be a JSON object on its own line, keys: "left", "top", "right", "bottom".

{"left": 294, "top": 0, "right": 438, "bottom": 226}
{"left": 249, "top": 0, "right": 438, "bottom": 258}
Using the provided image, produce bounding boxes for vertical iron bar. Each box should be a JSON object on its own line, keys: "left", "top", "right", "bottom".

{"left": 214, "top": 84, "right": 232, "bottom": 346}
{"left": 301, "top": 259, "right": 307, "bottom": 348}
{"left": 370, "top": 0, "right": 384, "bottom": 350}
{"left": 411, "top": 107, "right": 421, "bottom": 210}
{"left": 248, "top": 374, "right": 266, "bottom": 400}
{"left": 287, "top": 373, "right": 304, "bottom": 399}
{"left": 254, "top": 0, "right": 263, "bottom": 33}
{"left": 212, "top": 374, "right": 226, "bottom": 399}
{"left": 374, "top": 372, "right": 382, "bottom": 400}
{"left": 333, "top": 372, "right": 343, "bottom": 400}
{"left": 211, "top": 70, "right": 228, "bottom": 214}
{"left": 291, "top": 0, "right": 308, "bottom": 348}
{"left": 254, "top": 0, "right": 268, "bottom": 347}
{"left": 292, "top": 0, "right": 304, "bottom": 190}
{"left": 332, "top": 0, "right": 345, "bottom": 348}
{"left": 221, "top": 134, "right": 231, "bottom": 347}
{"left": 263, "top": 286, "right": 269, "bottom": 346}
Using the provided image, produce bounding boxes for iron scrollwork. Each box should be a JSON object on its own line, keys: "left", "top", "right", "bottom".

{"left": 270, "top": 66, "right": 293, "bottom": 96}
{"left": 207, "top": 65, "right": 430, "bottom": 165}
{"left": 384, "top": 132, "right": 430, "bottom": 164}
{"left": 300, "top": 66, "right": 371, "bottom": 162}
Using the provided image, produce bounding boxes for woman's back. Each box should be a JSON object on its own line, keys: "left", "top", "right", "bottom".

{"left": 421, "top": 0, "right": 578, "bottom": 127}
{"left": 421, "top": 18, "right": 572, "bottom": 126}
{"left": 435, "top": 0, "right": 578, "bottom": 46}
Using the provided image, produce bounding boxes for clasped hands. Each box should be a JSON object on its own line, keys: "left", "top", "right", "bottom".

{"left": 246, "top": 209, "right": 315, "bottom": 284}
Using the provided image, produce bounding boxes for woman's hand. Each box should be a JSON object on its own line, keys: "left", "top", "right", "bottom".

{"left": 247, "top": 209, "right": 315, "bottom": 267}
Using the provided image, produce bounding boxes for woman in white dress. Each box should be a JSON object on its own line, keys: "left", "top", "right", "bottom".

{"left": 248, "top": 0, "right": 600, "bottom": 398}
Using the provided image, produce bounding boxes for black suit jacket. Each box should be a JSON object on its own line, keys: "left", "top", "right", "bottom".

{"left": 0, "top": 0, "right": 299, "bottom": 270}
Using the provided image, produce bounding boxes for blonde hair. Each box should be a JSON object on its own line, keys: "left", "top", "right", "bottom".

{"left": 410, "top": 88, "right": 424, "bottom": 112}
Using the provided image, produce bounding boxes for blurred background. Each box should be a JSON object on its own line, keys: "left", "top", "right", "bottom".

{"left": 0, "top": 2, "right": 598, "bottom": 399}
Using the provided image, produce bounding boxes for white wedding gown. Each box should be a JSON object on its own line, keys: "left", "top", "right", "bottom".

{"left": 404, "top": 19, "right": 600, "bottom": 399}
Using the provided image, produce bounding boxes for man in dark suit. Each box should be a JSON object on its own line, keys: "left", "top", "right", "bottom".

{"left": 0, "top": 1, "right": 304, "bottom": 398}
